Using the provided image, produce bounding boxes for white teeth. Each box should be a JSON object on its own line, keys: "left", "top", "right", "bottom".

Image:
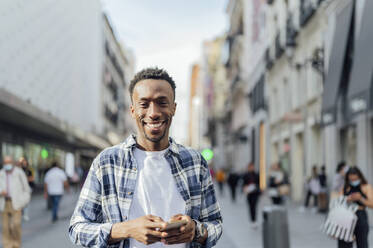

{"left": 147, "top": 122, "right": 162, "bottom": 128}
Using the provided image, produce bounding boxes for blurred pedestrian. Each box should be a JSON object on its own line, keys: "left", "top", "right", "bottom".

{"left": 338, "top": 166, "right": 373, "bottom": 248}
{"left": 243, "top": 163, "right": 261, "bottom": 228}
{"left": 216, "top": 168, "right": 226, "bottom": 196}
{"left": 331, "top": 161, "right": 347, "bottom": 199}
{"left": 18, "top": 157, "right": 34, "bottom": 221}
{"left": 227, "top": 171, "right": 239, "bottom": 202}
{"left": 0, "top": 156, "right": 31, "bottom": 248}
{"left": 44, "top": 161, "right": 69, "bottom": 222}
{"left": 268, "top": 163, "right": 286, "bottom": 205}
{"left": 42, "top": 165, "right": 53, "bottom": 210}
{"left": 302, "top": 165, "right": 320, "bottom": 212}
{"left": 318, "top": 165, "right": 328, "bottom": 213}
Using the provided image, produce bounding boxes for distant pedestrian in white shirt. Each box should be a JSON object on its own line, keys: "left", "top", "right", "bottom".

{"left": 0, "top": 156, "right": 31, "bottom": 248}
{"left": 44, "top": 162, "right": 69, "bottom": 222}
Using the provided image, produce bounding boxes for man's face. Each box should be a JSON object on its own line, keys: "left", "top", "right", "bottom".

{"left": 130, "top": 79, "right": 176, "bottom": 144}
{"left": 3, "top": 156, "right": 13, "bottom": 165}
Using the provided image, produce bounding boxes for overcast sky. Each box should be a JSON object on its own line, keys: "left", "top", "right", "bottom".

{"left": 102, "top": 0, "right": 228, "bottom": 144}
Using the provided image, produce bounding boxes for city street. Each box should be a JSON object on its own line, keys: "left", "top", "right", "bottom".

{"left": 215, "top": 186, "right": 373, "bottom": 248}
{"left": 1, "top": 0, "right": 373, "bottom": 247}
{"left": 0, "top": 187, "right": 372, "bottom": 247}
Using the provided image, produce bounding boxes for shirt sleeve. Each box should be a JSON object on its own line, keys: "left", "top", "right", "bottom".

{"left": 68, "top": 159, "right": 116, "bottom": 248}
{"left": 193, "top": 156, "right": 223, "bottom": 248}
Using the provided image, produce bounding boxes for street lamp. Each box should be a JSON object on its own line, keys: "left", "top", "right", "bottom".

{"left": 286, "top": 39, "right": 324, "bottom": 76}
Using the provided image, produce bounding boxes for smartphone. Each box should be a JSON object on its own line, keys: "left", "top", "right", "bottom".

{"left": 160, "top": 219, "right": 188, "bottom": 231}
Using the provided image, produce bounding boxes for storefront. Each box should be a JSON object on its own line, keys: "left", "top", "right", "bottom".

{"left": 0, "top": 89, "right": 108, "bottom": 186}
{"left": 0, "top": 129, "right": 73, "bottom": 184}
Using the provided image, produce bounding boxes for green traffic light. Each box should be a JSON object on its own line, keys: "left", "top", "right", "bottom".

{"left": 41, "top": 149, "right": 49, "bottom": 159}
{"left": 201, "top": 149, "right": 214, "bottom": 161}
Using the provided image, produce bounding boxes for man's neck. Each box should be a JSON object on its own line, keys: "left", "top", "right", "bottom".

{"left": 136, "top": 137, "right": 169, "bottom": 151}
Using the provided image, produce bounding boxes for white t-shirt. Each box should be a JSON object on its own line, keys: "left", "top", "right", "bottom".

{"left": 129, "top": 147, "right": 186, "bottom": 248}
{"left": 44, "top": 167, "right": 67, "bottom": 195}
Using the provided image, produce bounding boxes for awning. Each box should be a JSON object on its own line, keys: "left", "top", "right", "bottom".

{"left": 347, "top": 0, "right": 373, "bottom": 118}
{"left": 321, "top": 1, "right": 354, "bottom": 125}
{"left": 0, "top": 88, "right": 110, "bottom": 150}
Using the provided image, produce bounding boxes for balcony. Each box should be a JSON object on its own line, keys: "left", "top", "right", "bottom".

{"left": 286, "top": 15, "right": 298, "bottom": 48}
{"left": 105, "top": 41, "right": 125, "bottom": 81}
{"left": 249, "top": 75, "right": 267, "bottom": 114}
{"left": 105, "top": 103, "right": 118, "bottom": 126}
{"left": 265, "top": 48, "right": 274, "bottom": 70}
{"left": 275, "top": 33, "right": 284, "bottom": 59}
{"left": 300, "top": 0, "right": 317, "bottom": 27}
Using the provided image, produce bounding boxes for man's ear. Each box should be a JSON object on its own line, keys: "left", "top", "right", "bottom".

{"left": 130, "top": 104, "right": 135, "bottom": 118}
{"left": 171, "top": 102, "right": 177, "bottom": 116}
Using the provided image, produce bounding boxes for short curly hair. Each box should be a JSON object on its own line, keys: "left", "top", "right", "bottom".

{"left": 129, "top": 67, "right": 176, "bottom": 101}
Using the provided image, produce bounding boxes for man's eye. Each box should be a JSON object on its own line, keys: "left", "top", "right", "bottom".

{"left": 139, "top": 103, "right": 148, "bottom": 107}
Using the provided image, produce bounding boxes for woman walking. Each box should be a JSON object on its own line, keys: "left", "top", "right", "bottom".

{"left": 338, "top": 167, "right": 373, "bottom": 248}
{"left": 243, "top": 163, "right": 261, "bottom": 228}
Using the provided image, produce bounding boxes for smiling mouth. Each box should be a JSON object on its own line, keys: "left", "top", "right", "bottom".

{"left": 143, "top": 120, "right": 167, "bottom": 131}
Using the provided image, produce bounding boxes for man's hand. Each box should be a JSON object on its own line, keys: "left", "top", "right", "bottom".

{"left": 161, "top": 214, "right": 195, "bottom": 245}
{"left": 110, "top": 215, "right": 167, "bottom": 245}
{"left": 0, "top": 191, "right": 7, "bottom": 197}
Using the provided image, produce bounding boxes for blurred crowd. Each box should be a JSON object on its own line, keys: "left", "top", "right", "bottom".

{"left": 210, "top": 161, "right": 373, "bottom": 248}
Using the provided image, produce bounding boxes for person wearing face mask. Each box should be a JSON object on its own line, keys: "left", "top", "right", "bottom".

{"left": 338, "top": 166, "right": 373, "bottom": 248}
{"left": 0, "top": 156, "right": 31, "bottom": 248}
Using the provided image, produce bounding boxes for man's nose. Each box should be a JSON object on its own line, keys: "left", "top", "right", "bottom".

{"left": 148, "top": 103, "right": 161, "bottom": 119}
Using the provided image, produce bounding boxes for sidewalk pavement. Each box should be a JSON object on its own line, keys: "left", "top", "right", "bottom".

{"left": 1, "top": 186, "right": 372, "bottom": 248}
{"left": 215, "top": 187, "right": 373, "bottom": 248}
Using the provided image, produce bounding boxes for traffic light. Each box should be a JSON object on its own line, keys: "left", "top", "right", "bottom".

{"left": 201, "top": 148, "right": 214, "bottom": 161}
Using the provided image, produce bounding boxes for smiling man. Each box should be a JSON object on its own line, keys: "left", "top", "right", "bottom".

{"left": 69, "top": 68, "right": 222, "bottom": 248}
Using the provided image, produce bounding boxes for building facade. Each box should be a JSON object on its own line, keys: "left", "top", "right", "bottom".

{"left": 199, "top": 0, "right": 373, "bottom": 209}
{"left": 0, "top": 1, "right": 134, "bottom": 183}
{"left": 198, "top": 37, "right": 230, "bottom": 170}
{"left": 266, "top": 0, "right": 326, "bottom": 201}
{"left": 102, "top": 14, "right": 135, "bottom": 145}
{"left": 322, "top": 0, "right": 373, "bottom": 194}
{"left": 225, "top": 0, "right": 252, "bottom": 173}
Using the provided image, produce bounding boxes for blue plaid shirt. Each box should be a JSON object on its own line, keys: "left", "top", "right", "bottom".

{"left": 69, "top": 135, "right": 222, "bottom": 248}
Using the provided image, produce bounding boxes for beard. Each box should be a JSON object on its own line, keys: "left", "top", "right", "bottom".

{"left": 144, "top": 128, "right": 167, "bottom": 143}
{"left": 139, "top": 116, "right": 172, "bottom": 143}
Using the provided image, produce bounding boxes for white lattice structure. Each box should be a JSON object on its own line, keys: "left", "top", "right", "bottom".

{"left": 322, "top": 196, "right": 359, "bottom": 242}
